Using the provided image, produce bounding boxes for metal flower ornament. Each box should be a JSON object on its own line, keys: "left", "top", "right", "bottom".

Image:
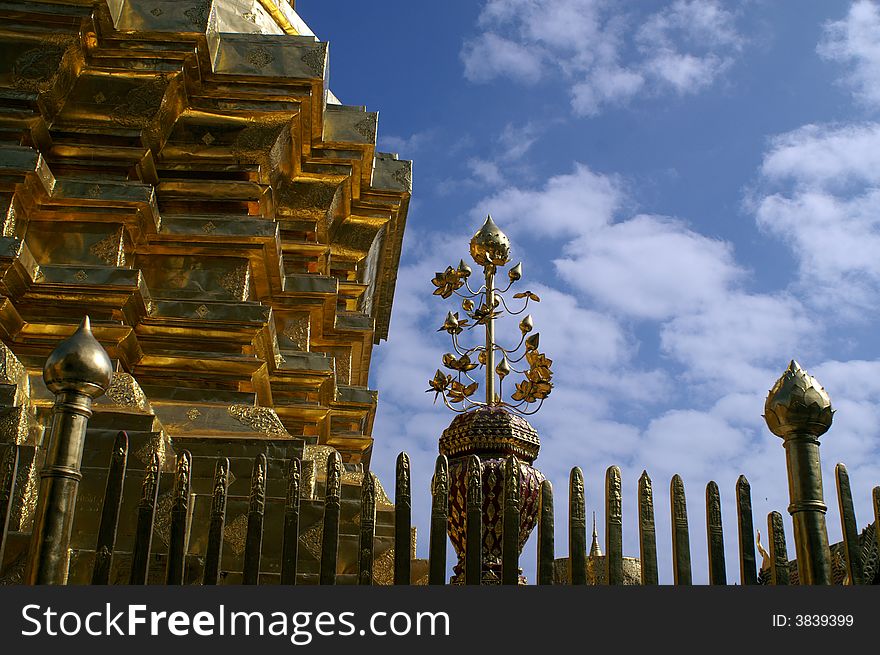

{"left": 427, "top": 216, "right": 553, "bottom": 415}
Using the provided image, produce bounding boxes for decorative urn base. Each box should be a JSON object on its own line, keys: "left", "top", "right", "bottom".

{"left": 439, "top": 406, "right": 544, "bottom": 584}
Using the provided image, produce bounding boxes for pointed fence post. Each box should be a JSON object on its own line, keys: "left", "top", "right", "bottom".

{"left": 638, "top": 471, "right": 658, "bottom": 585}
{"left": 736, "top": 475, "right": 758, "bottom": 585}
{"left": 605, "top": 466, "right": 623, "bottom": 585}
{"left": 464, "top": 455, "right": 482, "bottom": 585}
{"left": 320, "top": 451, "right": 342, "bottom": 585}
{"left": 569, "top": 467, "right": 587, "bottom": 585}
{"left": 0, "top": 445, "right": 20, "bottom": 569}
{"left": 536, "top": 480, "right": 554, "bottom": 585}
{"left": 165, "top": 451, "right": 192, "bottom": 585}
{"left": 835, "top": 463, "right": 864, "bottom": 585}
{"left": 91, "top": 432, "right": 128, "bottom": 585}
{"left": 428, "top": 455, "right": 449, "bottom": 585}
{"left": 26, "top": 317, "right": 112, "bottom": 584}
{"left": 706, "top": 481, "right": 726, "bottom": 585}
{"left": 670, "top": 474, "right": 692, "bottom": 585}
{"left": 358, "top": 472, "right": 377, "bottom": 585}
{"left": 394, "top": 452, "right": 411, "bottom": 585}
{"left": 874, "top": 487, "right": 880, "bottom": 574}
{"left": 767, "top": 511, "right": 790, "bottom": 585}
{"left": 764, "top": 361, "right": 833, "bottom": 584}
{"left": 203, "top": 458, "right": 229, "bottom": 585}
{"left": 242, "top": 454, "right": 267, "bottom": 585}
{"left": 280, "top": 458, "right": 301, "bottom": 585}
{"left": 501, "top": 455, "right": 520, "bottom": 585}
{"left": 129, "top": 451, "right": 161, "bottom": 585}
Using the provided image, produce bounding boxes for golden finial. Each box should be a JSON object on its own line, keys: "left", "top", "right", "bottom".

{"left": 43, "top": 316, "right": 113, "bottom": 398}
{"left": 764, "top": 360, "right": 833, "bottom": 437}
{"left": 427, "top": 217, "right": 553, "bottom": 415}
{"left": 469, "top": 215, "right": 511, "bottom": 268}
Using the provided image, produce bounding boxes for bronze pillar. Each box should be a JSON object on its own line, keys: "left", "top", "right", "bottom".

{"left": 763, "top": 360, "right": 833, "bottom": 585}
{"left": 25, "top": 317, "right": 112, "bottom": 584}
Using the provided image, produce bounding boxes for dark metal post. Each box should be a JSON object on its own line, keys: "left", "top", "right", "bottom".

{"left": 638, "top": 471, "right": 658, "bottom": 585}
{"left": 767, "top": 511, "right": 790, "bottom": 585}
{"left": 26, "top": 317, "right": 112, "bottom": 585}
{"left": 394, "top": 452, "right": 411, "bottom": 585}
{"left": 464, "top": 455, "right": 482, "bottom": 585}
{"left": 605, "top": 465, "right": 623, "bottom": 585}
{"left": 91, "top": 432, "right": 128, "bottom": 585}
{"left": 319, "top": 451, "right": 341, "bottom": 585}
{"left": 242, "top": 454, "right": 266, "bottom": 585}
{"left": 203, "top": 458, "right": 229, "bottom": 585}
{"left": 670, "top": 474, "right": 692, "bottom": 585}
{"left": 428, "top": 455, "right": 449, "bottom": 585}
{"left": 129, "top": 451, "right": 161, "bottom": 584}
{"left": 874, "top": 486, "right": 880, "bottom": 571}
{"left": 835, "top": 463, "right": 864, "bottom": 585}
{"left": 736, "top": 475, "right": 758, "bottom": 585}
{"left": 764, "top": 360, "right": 833, "bottom": 584}
{"left": 501, "top": 455, "right": 520, "bottom": 585}
{"left": 568, "top": 467, "right": 587, "bottom": 585}
{"left": 280, "top": 458, "right": 301, "bottom": 585}
{"left": 706, "top": 481, "right": 726, "bottom": 585}
{"left": 165, "top": 451, "right": 192, "bottom": 585}
{"left": 358, "top": 472, "right": 376, "bottom": 585}
{"left": 536, "top": 480, "right": 554, "bottom": 585}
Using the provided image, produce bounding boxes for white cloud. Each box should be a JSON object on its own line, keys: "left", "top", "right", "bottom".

{"left": 474, "top": 162, "right": 623, "bottom": 236}
{"left": 462, "top": 0, "right": 743, "bottom": 116}
{"left": 461, "top": 32, "right": 544, "bottom": 84}
{"left": 556, "top": 214, "right": 742, "bottom": 320}
{"left": 819, "top": 0, "right": 880, "bottom": 107}
{"left": 754, "top": 123, "right": 880, "bottom": 314}
{"left": 660, "top": 292, "right": 814, "bottom": 389}
{"left": 466, "top": 158, "right": 504, "bottom": 186}
{"left": 760, "top": 123, "right": 880, "bottom": 190}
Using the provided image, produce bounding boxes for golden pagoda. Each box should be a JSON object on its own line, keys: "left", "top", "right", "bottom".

{"left": 0, "top": 0, "right": 412, "bottom": 584}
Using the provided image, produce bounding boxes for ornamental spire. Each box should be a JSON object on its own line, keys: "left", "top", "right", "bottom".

{"left": 427, "top": 216, "right": 553, "bottom": 416}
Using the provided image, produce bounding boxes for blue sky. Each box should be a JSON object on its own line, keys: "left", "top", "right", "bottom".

{"left": 296, "top": 1, "right": 880, "bottom": 583}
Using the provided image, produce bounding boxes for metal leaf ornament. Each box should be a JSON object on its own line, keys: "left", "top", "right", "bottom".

{"left": 428, "top": 217, "right": 553, "bottom": 416}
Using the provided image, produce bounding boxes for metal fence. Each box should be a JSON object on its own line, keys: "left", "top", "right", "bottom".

{"left": 2, "top": 319, "right": 878, "bottom": 585}
{"left": 2, "top": 435, "right": 878, "bottom": 585}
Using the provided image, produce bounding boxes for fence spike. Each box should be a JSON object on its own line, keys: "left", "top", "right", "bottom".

{"left": 428, "top": 455, "right": 449, "bottom": 585}
{"left": 735, "top": 475, "right": 758, "bottom": 585}
{"left": 165, "top": 450, "right": 192, "bottom": 585}
{"left": 0, "top": 444, "right": 20, "bottom": 569}
{"left": 536, "top": 480, "right": 554, "bottom": 585}
{"left": 465, "top": 455, "right": 483, "bottom": 585}
{"left": 203, "top": 458, "right": 230, "bottom": 585}
{"left": 670, "top": 474, "right": 692, "bottom": 585}
{"left": 835, "top": 463, "right": 864, "bottom": 585}
{"left": 129, "top": 450, "right": 161, "bottom": 585}
{"left": 92, "top": 432, "right": 128, "bottom": 585}
{"left": 280, "top": 458, "right": 301, "bottom": 585}
{"left": 637, "top": 471, "right": 658, "bottom": 585}
{"left": 242, "top": 453, "right": 267, "bottom": 585}
{"left": 605, "top": 465, "right": 623, "bottom": 585}
{"left": 320, "top": 451, "right": 342, "bottom": 585}
{"left": 502, "top": 455, "right": 521, "bottom": 585}
{"left": 569, "top": 467, "right": 587, "bottom": 585}
{"left": 706, "top": 480, "right": 726, "bottom": 585}
{"left": 767, "top": 511, "right": 790, "bottom": 585}
{"left": 394, "top": 452, "right": 411, "bottom": 585}
{"left": 874, "top": 487, "right": 880, "bottom": 580}
{"left": 358, "top": 472, "right": 377, "bottom": 585}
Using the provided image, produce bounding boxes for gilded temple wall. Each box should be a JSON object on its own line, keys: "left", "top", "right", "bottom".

{"left": 0, "top": 0, "right": 413, "bottom": 583}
